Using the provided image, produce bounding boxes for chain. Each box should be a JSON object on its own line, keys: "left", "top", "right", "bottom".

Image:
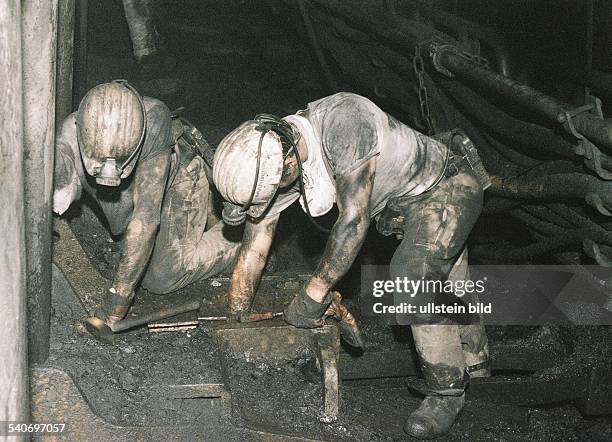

{"left": 413, "top": 45, "right": 434, "bottom": 135}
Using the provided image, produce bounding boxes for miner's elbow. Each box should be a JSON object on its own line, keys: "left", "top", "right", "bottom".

{"left": 336, "top": 210, "right": 370, "bottom": 239}
{"left": 125, "top": 215, "right": 160, "bottom": 244}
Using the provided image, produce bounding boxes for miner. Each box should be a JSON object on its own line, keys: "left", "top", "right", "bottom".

{"left": 212, "top": 92, "right": 490, "bottom": 439}
{"left": 53, "top": 80, "right": 240, "bottom": 325}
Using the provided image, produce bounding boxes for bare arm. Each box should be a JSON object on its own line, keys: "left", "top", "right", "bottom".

{"left": 112, "top": 152, "right": 171, "bottom": 297}
{"left": 53, "top": 118, "right": 82, "bottom": 215}
{"left": 227, "top": 213, "right": 280, "bottom": 315}
{"left": 305, "top": 158, "right": 376, "bottom": 302}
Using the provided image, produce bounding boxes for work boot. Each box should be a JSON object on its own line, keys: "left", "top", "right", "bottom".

{"left": 407, "top": 325, "right": 468, "bottom": 439}
{"left": 404, "top": 393, "right": 465, "bottom": 440}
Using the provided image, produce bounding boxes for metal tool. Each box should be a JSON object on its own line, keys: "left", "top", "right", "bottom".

{"left": 324, "top": 291, "right": 365, "bottom": 348}
{"left": 84, "top": 299, "right": 201, "bottom": 343}
{"left": 147, "top": 311, "right": 284, "bottom": 332}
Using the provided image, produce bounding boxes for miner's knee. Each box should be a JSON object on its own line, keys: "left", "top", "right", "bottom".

{"left": 141, "top": 261, "right": 183, "bottom": 294}
{"left": 390, "top": 243, "right": 444, "bottom": 280}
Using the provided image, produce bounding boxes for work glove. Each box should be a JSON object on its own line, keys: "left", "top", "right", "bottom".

{"left": 284, "top": 289, "right": 365, "bottom": 348}
{"left": 91, "top": 288, "right": 135, "bottom": 326}
{"left": 284, "top": 288, "right": 331, "bottom": 329}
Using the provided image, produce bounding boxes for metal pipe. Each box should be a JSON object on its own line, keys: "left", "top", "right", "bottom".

{"left": 22, "top": 0, "right": 59, "bottom": 364}
{"left": 0, "top": 0, "right": 28, "bottom": 428}
{"left": 432, "top": 45, "right": 612, "bottom": 152}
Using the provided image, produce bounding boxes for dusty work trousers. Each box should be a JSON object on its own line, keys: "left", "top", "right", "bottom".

{"left": 141, "top": 156, "right": 240, "bottom": 294}
{"left": 390, "top": 161, "right": 489, "bottom": 392}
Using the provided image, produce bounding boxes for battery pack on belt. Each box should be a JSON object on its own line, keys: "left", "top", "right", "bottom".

{"left": 432, "top": 129, "right": 491, "bottom": 190}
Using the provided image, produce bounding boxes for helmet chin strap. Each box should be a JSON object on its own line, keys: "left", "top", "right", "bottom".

{"left": 246, "top": 114, "right": 332, "bottom": 233}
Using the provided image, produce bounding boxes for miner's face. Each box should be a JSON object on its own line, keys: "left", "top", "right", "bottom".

{"left": 279, "top": 151, "right": 299, "bottom": 188}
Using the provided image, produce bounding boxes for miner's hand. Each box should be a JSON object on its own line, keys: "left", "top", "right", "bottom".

{"left": 284, "top": 288, "right": 332, "bottom": 328}
{"left": 284, "top": 289, "right": 365, "bottom": 348}
{"left": 91, "top": 288, "right": 135, "bottom": 326}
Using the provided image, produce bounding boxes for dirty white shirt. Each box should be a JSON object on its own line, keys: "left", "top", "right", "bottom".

{"left": 263, "top": 92, "right": 448, "bottom": 219}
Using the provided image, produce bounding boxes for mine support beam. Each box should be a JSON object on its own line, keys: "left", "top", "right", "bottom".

{"left": 56, "top": 0, "right": 76, "bottom": 121}
{"left": 431, "top": 43, "right": 612, "bottom": 154}
{"left": 22, "top": 0, "right": 59, "bottom": 364}
{"left": 73, "top": 0, "right": 87, "bottom": 106}
{"left": 122, "top": 0, "right": 158, "bottom": 63}
{"left": 0, "top": 0, "right": 28, "bottom": 433}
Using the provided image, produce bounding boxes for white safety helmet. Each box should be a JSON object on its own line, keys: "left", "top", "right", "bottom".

{"left": 213, "top": 118, "right": 288, "bottom": 224}
{"left": 76, "top": 80, "right": 147, "bottom": 186}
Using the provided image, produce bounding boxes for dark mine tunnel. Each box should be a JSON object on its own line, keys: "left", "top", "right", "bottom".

{"left": 2, "top": 0, "right": 612, "bottom": 440}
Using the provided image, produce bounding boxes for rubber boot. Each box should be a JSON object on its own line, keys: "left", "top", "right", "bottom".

{"left": 405, "top": 325, "right": 467, "bottom": 440}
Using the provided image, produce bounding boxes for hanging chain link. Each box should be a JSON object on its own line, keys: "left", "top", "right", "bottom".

{"left": 413, "top": 44, "right": 434, "bottom": 135}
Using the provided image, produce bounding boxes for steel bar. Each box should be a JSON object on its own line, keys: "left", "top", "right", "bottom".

{"left": 22, "top": 0, "right": 59, "bottom": 364}
{"left": 148, "top": 321, "right": 200, "bottom": 329}
{"left": 433, "top": 45, "right": 612, "bottom": 152}
{"left": 110, "top": 299, "right": 201, "bottom": 333}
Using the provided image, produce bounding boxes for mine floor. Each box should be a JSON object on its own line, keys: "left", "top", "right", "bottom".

{"left": 31, "top": 214, "right": 612, "bottom": 441}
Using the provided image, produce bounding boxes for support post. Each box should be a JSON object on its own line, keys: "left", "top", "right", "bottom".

{"left": 73, "top": 0, "right": 88, "bottom": 106}
{"left": 22, "top": 0, "right": 59, "bottom": 364}
{"left": 56, "top": 0, "right": 76, "bottom": 121}
{"left": 0, "top": 0, "right": 28, "bottom": 431}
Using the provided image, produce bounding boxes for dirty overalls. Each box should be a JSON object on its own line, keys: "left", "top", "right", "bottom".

{"left": 381, "top": 134, "right": 490, "bottom": 395}
{"left": 141, "top": 118, "right": 241, "bottom": 293}
{"left": 53, "top": 99, "right": 240, "bottom": 298}
{"left": 260, "top": 92, "right": 490, "bottom": 399}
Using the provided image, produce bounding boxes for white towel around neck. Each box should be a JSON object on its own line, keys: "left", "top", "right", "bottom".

{"left": 283, "top": 114, "right": 336, "bottom": 217}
